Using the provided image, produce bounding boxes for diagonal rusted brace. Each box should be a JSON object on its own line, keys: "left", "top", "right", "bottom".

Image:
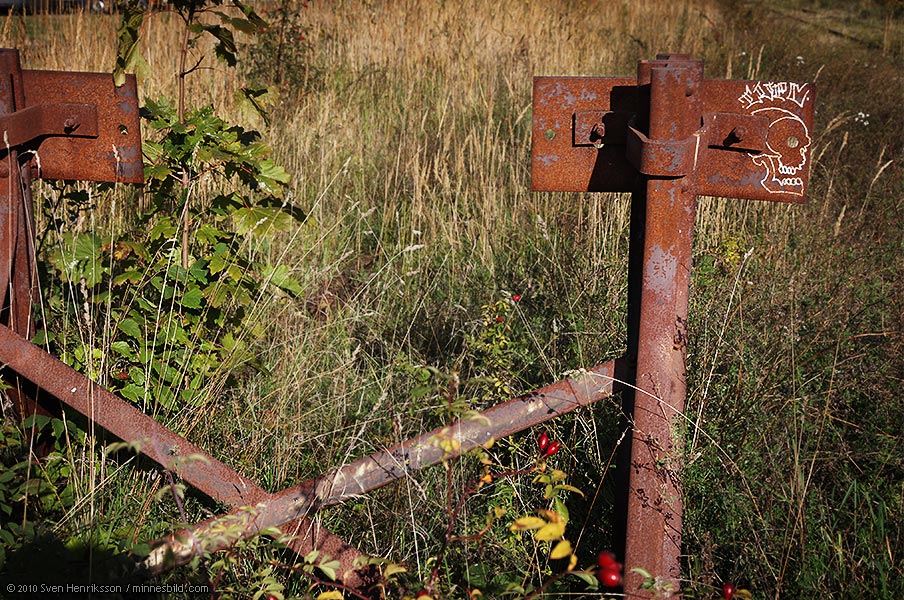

{"left": 138, "top": 360, "right": 620, "bottom": 576}
{"left": 0, "top": 323, "right": 371, "bottom": 585}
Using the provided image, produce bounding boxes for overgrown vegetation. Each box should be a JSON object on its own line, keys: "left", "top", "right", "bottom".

{"left": 0, "top": 0, "right": 901, "bottom": 598}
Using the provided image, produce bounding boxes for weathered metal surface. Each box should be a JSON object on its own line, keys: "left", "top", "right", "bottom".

{"left": 532, "top": 76, "right": 639, "bottom": 193}
{"left": 532, "top": 53, "right": 813, "bottom": 598}
{"left": 532, "top": 74, "right": 815, "bottom": 203}
{"left": 0, "top": 102, "right": 99, "bottom": 147}
{"left": 140, "top": 360, "right": 619, "bottom": 575}
{"left": 621, "top": 55, "right": 702, "bottom": 598}
{"left": 12, "top": 69, "right": 144, "bottom": 184}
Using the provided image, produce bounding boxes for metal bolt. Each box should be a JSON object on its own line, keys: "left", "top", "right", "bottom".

{"left": 63, "top": 118, "right": 78, "bottom": 132}
{"left": 787, "top": 136, "right": 799, "bottom": 148}
{"left": 733, "top": 126, "right": 748, "bottom": 141}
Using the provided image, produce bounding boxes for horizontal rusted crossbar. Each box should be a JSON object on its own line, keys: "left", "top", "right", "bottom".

{"left": 139, "top": 360, "right": 620, "bottom": 575}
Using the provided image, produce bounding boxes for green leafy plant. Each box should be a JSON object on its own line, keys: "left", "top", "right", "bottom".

{"left": 41, "top": 0, "right": 302, "bottom": 412}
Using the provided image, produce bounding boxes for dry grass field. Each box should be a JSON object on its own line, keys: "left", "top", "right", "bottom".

{"left": 0, "top": 0, "right": 901, "bottom": 598}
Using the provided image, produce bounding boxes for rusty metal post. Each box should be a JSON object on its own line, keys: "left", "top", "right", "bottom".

{"left": 532, "top": 53, "right": 814, "bottom": 597}
{"left": 622, "top": 55, "right": 702, "bottom": 597}
{"left": 0, "top": 49, "right": 43, "bottom": 423}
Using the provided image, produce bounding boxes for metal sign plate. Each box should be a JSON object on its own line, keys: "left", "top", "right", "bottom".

{"left": 532, "top": 76, "right": 815, "bottom": 203}
{"left": 21, "top": 70, "right": 143, "bottom": 184}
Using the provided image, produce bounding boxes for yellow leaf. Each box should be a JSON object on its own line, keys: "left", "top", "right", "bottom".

{"left": 736, "top": 590, "right": 753, "bottom": 600}
{"left": 538, "top": 509, "right": 563, "bottom": 523}
{"left": 567, "top": 553, "right": 578, "bottom": 571}
{"left": 316, "top": 592, "right": 344, "bottom": 600}
{"left": 550, "top": 469, "right": 568, "bottom": 482}
{"left": 550, "top": 539, "right": 572, "bottom": 559}
{"left": 510, "top": 516, "right": 546, "bottom": 531}
{"left": 383, "top": 563, "right": 407, "bottom": 578}
{"left": 554, "top": 484, "right": 585, "bottom": 497}
{"left": 493, "top": 507, "right": 508, "bottom": 519}
{"left": 535, "top": 521, "right": 566, "bottom": 541}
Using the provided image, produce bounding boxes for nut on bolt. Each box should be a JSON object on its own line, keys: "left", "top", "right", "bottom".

{"left": 63, "top": 117, "right": 79, "bottom": 133}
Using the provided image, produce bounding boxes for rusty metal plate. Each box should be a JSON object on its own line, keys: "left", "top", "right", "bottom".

{"left": 697, "top": 79, "right": 815, "bottom": 203}
{"left": 532, "top": 77, "right": 638, "bottom": 193}
{"left": 20, "top": 70, "right": 143, "bottom": 184}
{"left": 532, "top": 76, "right": 815, "bottom": 203}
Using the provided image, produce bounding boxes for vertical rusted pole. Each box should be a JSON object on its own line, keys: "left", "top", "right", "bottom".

{"left": 0, "top": 49, "right": 43, "bottom": 422}
{"left": 623, "top": 55, "right": 702, "bottom": 597}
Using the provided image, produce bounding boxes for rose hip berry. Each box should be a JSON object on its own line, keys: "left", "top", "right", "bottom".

{"left": 512, "top": 294, "right": 522, "bottom": 302}
{"left": 722, "top": 582, "right": 735, "bottom": 600}
{"left": 598, "top": 567, "right": 621, "bottom": 587}
{"left": 537, "top": 431, "right": 550, "bottom": 452}
{"left": 597, "top": 550, "right": 616, "bottom": 569}
{"left": 543, "top": 439, "right": 561, "bottom": 457}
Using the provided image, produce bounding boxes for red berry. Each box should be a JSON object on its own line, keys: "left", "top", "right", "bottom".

{"left": 512, "top": 294, "right": 522, "bottom": 302}
{"left": 416, "top": 591, "right": 430, "bottom": 598}
{"left": 496, "top": 316, "right": 504, "bottom": 323}
{"left": 597, "top": 551, "right": 616, "bottom": 569}
{"left": 598, "top": 567, "right": 621, "bottom": 587}
{"left": 543, "top": 440, "right": 561, "bottom": 457}
{"left": 722, "top": 582, "right": 736, "bottom": 600}
{"left": 538, "top": 431, "right": 550, "bottom": 452}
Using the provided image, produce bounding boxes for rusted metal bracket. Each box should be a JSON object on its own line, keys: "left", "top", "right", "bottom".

{"left": 532, "top": 54, "right": 815, "bottom": 597}
{"left": 0, "top": 103, "right": 99, "bottom": 148}
{"left": 533, "top": 70, "right": 814, "bottom": 202}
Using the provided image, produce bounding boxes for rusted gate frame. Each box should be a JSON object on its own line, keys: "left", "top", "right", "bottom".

{"left": 0, "top": 47, "right": 623, "bottom": 591}
{"left": 2, "top": 47, "right": 813, "bottom": 598}
{"left": 532, "top": 54, "right": 814, "bottom": 597}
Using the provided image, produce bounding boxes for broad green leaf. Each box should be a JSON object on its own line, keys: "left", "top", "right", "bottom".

{"left": 233, "top": 206, "right": 293, "bottom": 236}
{"left": 110, "top": 341, "right": 133, "bottom": 358}
{"left": 113, "top": 6, "right": 145, "bottom": 87}
{"left": 119, "top": 384, "right": 144, "bottom": 403}
{"left": 118, "top": 318, "right": 143, "bottom": 340}
{"left": 318, "top": 559, "right": 341, "bottom": 581}
{"left": 261, "top": 264, "right": 302, "bottom": 295}
{"left": 181, "top": 287, "right": 204, "bottom": 309}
